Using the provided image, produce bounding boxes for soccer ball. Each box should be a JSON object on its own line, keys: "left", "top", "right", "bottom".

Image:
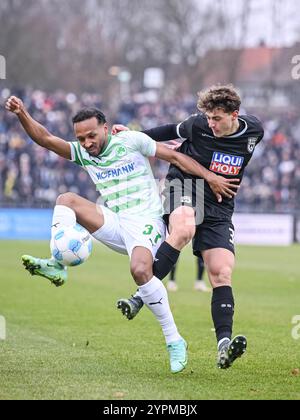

{"left": 50, "top": 223, "right": 93, "bottom": 266}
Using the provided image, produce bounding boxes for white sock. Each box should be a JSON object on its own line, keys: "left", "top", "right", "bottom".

{"left": 138, "top": 276, "right": 181, "bottom": 345}
{"left": 218, "top": 337, "right": 230, "bottom": 350}
{"left": 51, "top": 205, "right": 76, "bottom": 236}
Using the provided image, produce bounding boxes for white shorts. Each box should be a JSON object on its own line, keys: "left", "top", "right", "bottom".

{"left": 92, "top": 206, "right": 166, "bottom": 260}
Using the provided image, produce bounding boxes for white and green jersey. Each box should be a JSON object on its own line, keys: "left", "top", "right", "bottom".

{"left": 70, "top": 131, "right": 163, "bottom": 218}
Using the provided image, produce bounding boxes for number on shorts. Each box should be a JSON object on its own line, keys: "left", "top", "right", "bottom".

{"left": 154, "top": 233, "right": 162, "bottom": 244}
{"left": 143, "top": 225, "right": 162, "bottom": 246}
{"left": 143, "top": 225, "right": 154, "bottom": 235}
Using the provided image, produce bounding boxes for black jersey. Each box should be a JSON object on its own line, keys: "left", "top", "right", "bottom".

{"left": 145, "top": 113, "right": 264, "bottom": 221}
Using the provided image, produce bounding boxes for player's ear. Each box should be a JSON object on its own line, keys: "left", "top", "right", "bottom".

{"left": 232, "top": 110, "right": 239, "bottom": 119}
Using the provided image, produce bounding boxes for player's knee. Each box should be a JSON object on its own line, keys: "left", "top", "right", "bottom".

{"left": 170, "top": 225, "right": 195, "bottom": 247}
{"left": 56, "top": 192, "right": 79, "bottom": 208}
{"left": 130, "top": 261, "right": 152, "bottom": 284}
{"left": 212, "top": 266, "right": 232, "bottom": 286}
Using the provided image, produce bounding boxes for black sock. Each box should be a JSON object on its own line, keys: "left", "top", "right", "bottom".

{"left": 169, "top": 262, "right": 177, "bottom": 281}
{"left": 211, "top": 286, "right": 235, "bottom": 343}
{"left": 197, "top": 257, "right": 205, "bottom": 280}
{"left": 153, "top": 242, "right": 180, "bottom": 280}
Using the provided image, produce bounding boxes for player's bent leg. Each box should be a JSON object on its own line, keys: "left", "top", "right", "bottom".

{"left": 129, "top": 247, "right": 154, "bottom": 285}
{"left": 167, "top": 206, "right": 196, "bottom": 250}
{"left": 117, "top": 207, "right": 196, "bottom": 320}
{"left": 22, "top": 194, "right": 104, "bottom": 287}
{"left": 22, "top": 255, "right": 67, "bottom": 287}
{"left": 118, "top": 208, "right": 195, "bottom": 321}
{"left": 117, "top": 246, "right": 152, "bottom": 320}
{"left": 118, "top": 295, "right": 188, "bottom": 372}
{"left": 152, "top": 206, "right": 196, "bottom": 281}
{"left": 203, "top": 248, "right": 247, "bottom": 368}
{"left": 203, "top": 249, "right": 234, "bottom": 296}
{"left": 203, "top": 248, "right": 234, "bottom": 289}
{"left": 56, "top": 192, "right": 105, "bottom": 234}
{"left": 120, "top": 247, "right": 187, "bottom": 373}
{"left": 217, "top": 335, "right": 247, "bottom": 369}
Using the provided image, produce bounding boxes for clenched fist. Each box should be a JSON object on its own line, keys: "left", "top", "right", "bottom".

{"left": 5, "top": 96, "right": 24, "bottom": 114}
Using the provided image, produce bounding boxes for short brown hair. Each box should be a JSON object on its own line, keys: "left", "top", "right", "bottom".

{"left": 197, "top": 84, "right": 241, "bottom": 113}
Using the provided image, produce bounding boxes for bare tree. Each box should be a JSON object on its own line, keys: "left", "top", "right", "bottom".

{"left": 2, "top": 0, "right": 287, "bottom": 97}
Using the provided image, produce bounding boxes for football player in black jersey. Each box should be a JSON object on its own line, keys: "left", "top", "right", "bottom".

{"left": 116, "top": 84, "right": 264, "bottom": 369}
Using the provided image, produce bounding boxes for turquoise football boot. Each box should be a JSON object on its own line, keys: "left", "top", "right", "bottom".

{"left": 167, "top": 338, "right": 188, "bottom": 374}
{"left": 22, "top": 255, "right": 67, "bottom": 287}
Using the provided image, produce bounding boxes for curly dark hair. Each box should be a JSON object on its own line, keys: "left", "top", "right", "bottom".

{"left": 72, "top": 107, "right": 106, "bottom": 125}
{"left": 197, "top": 84, "right": 241, "bottom": 113}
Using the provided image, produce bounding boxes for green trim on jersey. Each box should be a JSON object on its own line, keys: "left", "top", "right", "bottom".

{"left": 72, "top": 143, "right": 83, "bottom": 166}
{"left": 99, "top": 134, "right": 113, "bottom": 157}
{"left": 72, "top": 139, "right": 137, "bottom": 168}
{"left": 101, "top": 182, "right": 151, "bottom": 202}
{"left": 96, "top": 169, "right": 149, "bottom": 190}
{"left": 69, "top": 131, "right": 163, "bottom": 217}
{"left": 110, "top": 198, "right": 145, "bottom": 214}
{"left": 77, "top": 144, "right": 86, "bottom": 166}
{"left": 95, "top": 146, "right": 131, "bottom": 167}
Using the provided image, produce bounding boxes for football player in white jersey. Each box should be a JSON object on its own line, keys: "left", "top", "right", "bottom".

{"left": 6, "top": 96, "right": 239, "bottom": 373}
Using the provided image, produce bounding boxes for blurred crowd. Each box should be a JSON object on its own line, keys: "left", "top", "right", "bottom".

{"left": 0, "top": 88, "right": 299, "bottom": 213}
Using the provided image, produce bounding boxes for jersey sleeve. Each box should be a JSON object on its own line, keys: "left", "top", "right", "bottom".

{"left": 256, "top": 128, "right": 264, "bottom": 145}
{"left": 248, "top": 115, "right": 265, "bottom": 145}
{"left": 143, "top": 124, "right": 178, "bottom": 141}
{"left": 256, "top": 123, "right": 264, "bottom": 145}
{"left": 120, "top": 131, "right": 157, "bottom": 157}
{"left": 69, "top": 141, "right": 84, "bottom": 166}
{"left": 177, "top": 114, "right": 198, "bottom": 140}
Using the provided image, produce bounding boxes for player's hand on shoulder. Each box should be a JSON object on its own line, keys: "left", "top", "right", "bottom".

{"left": 5, "top": 96, "right": 24, "bottom": 114}
{"left": 111, "top": 124, "right": 129, "bottom": 135}
{"left": 206, "top": 172, "right": 240, "bottom": 203}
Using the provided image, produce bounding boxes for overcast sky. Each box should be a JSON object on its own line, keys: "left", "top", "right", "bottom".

{"left": 197, "top": 0, "right": 299, "bottom": 47}
{"left": 231, "top": 0, "right": 299, "bottom": 47}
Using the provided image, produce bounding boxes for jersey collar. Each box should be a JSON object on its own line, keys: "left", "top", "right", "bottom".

{"left": 98, "top": 134, "right": 112, "bottom": 156}
{"left": 223, "top": 118, "right": 248, "bottom": 138}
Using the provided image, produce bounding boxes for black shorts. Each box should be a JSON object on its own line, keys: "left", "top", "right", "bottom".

{"left": 192, "top": 220, "right": 235, "bottom": 257}
{"left": 162, "top": 189, "right": 235, "bottom": 257}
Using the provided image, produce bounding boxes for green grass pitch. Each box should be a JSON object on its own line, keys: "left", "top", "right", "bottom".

{"left": 0, "top": 241, "right": 299, "bottom": 400}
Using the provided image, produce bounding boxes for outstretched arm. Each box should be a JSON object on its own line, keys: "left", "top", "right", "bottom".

{"left": 5, "top": 96, "right": 71, "bottom": 159}
{"left": 112, "top": 123, "right": 178, "bottom": 142}
{"left": 143, "top": 124, "right": 178, "bottom": 141}
{"left": 155, "top": 143, "right": 240, "bottom": 202}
